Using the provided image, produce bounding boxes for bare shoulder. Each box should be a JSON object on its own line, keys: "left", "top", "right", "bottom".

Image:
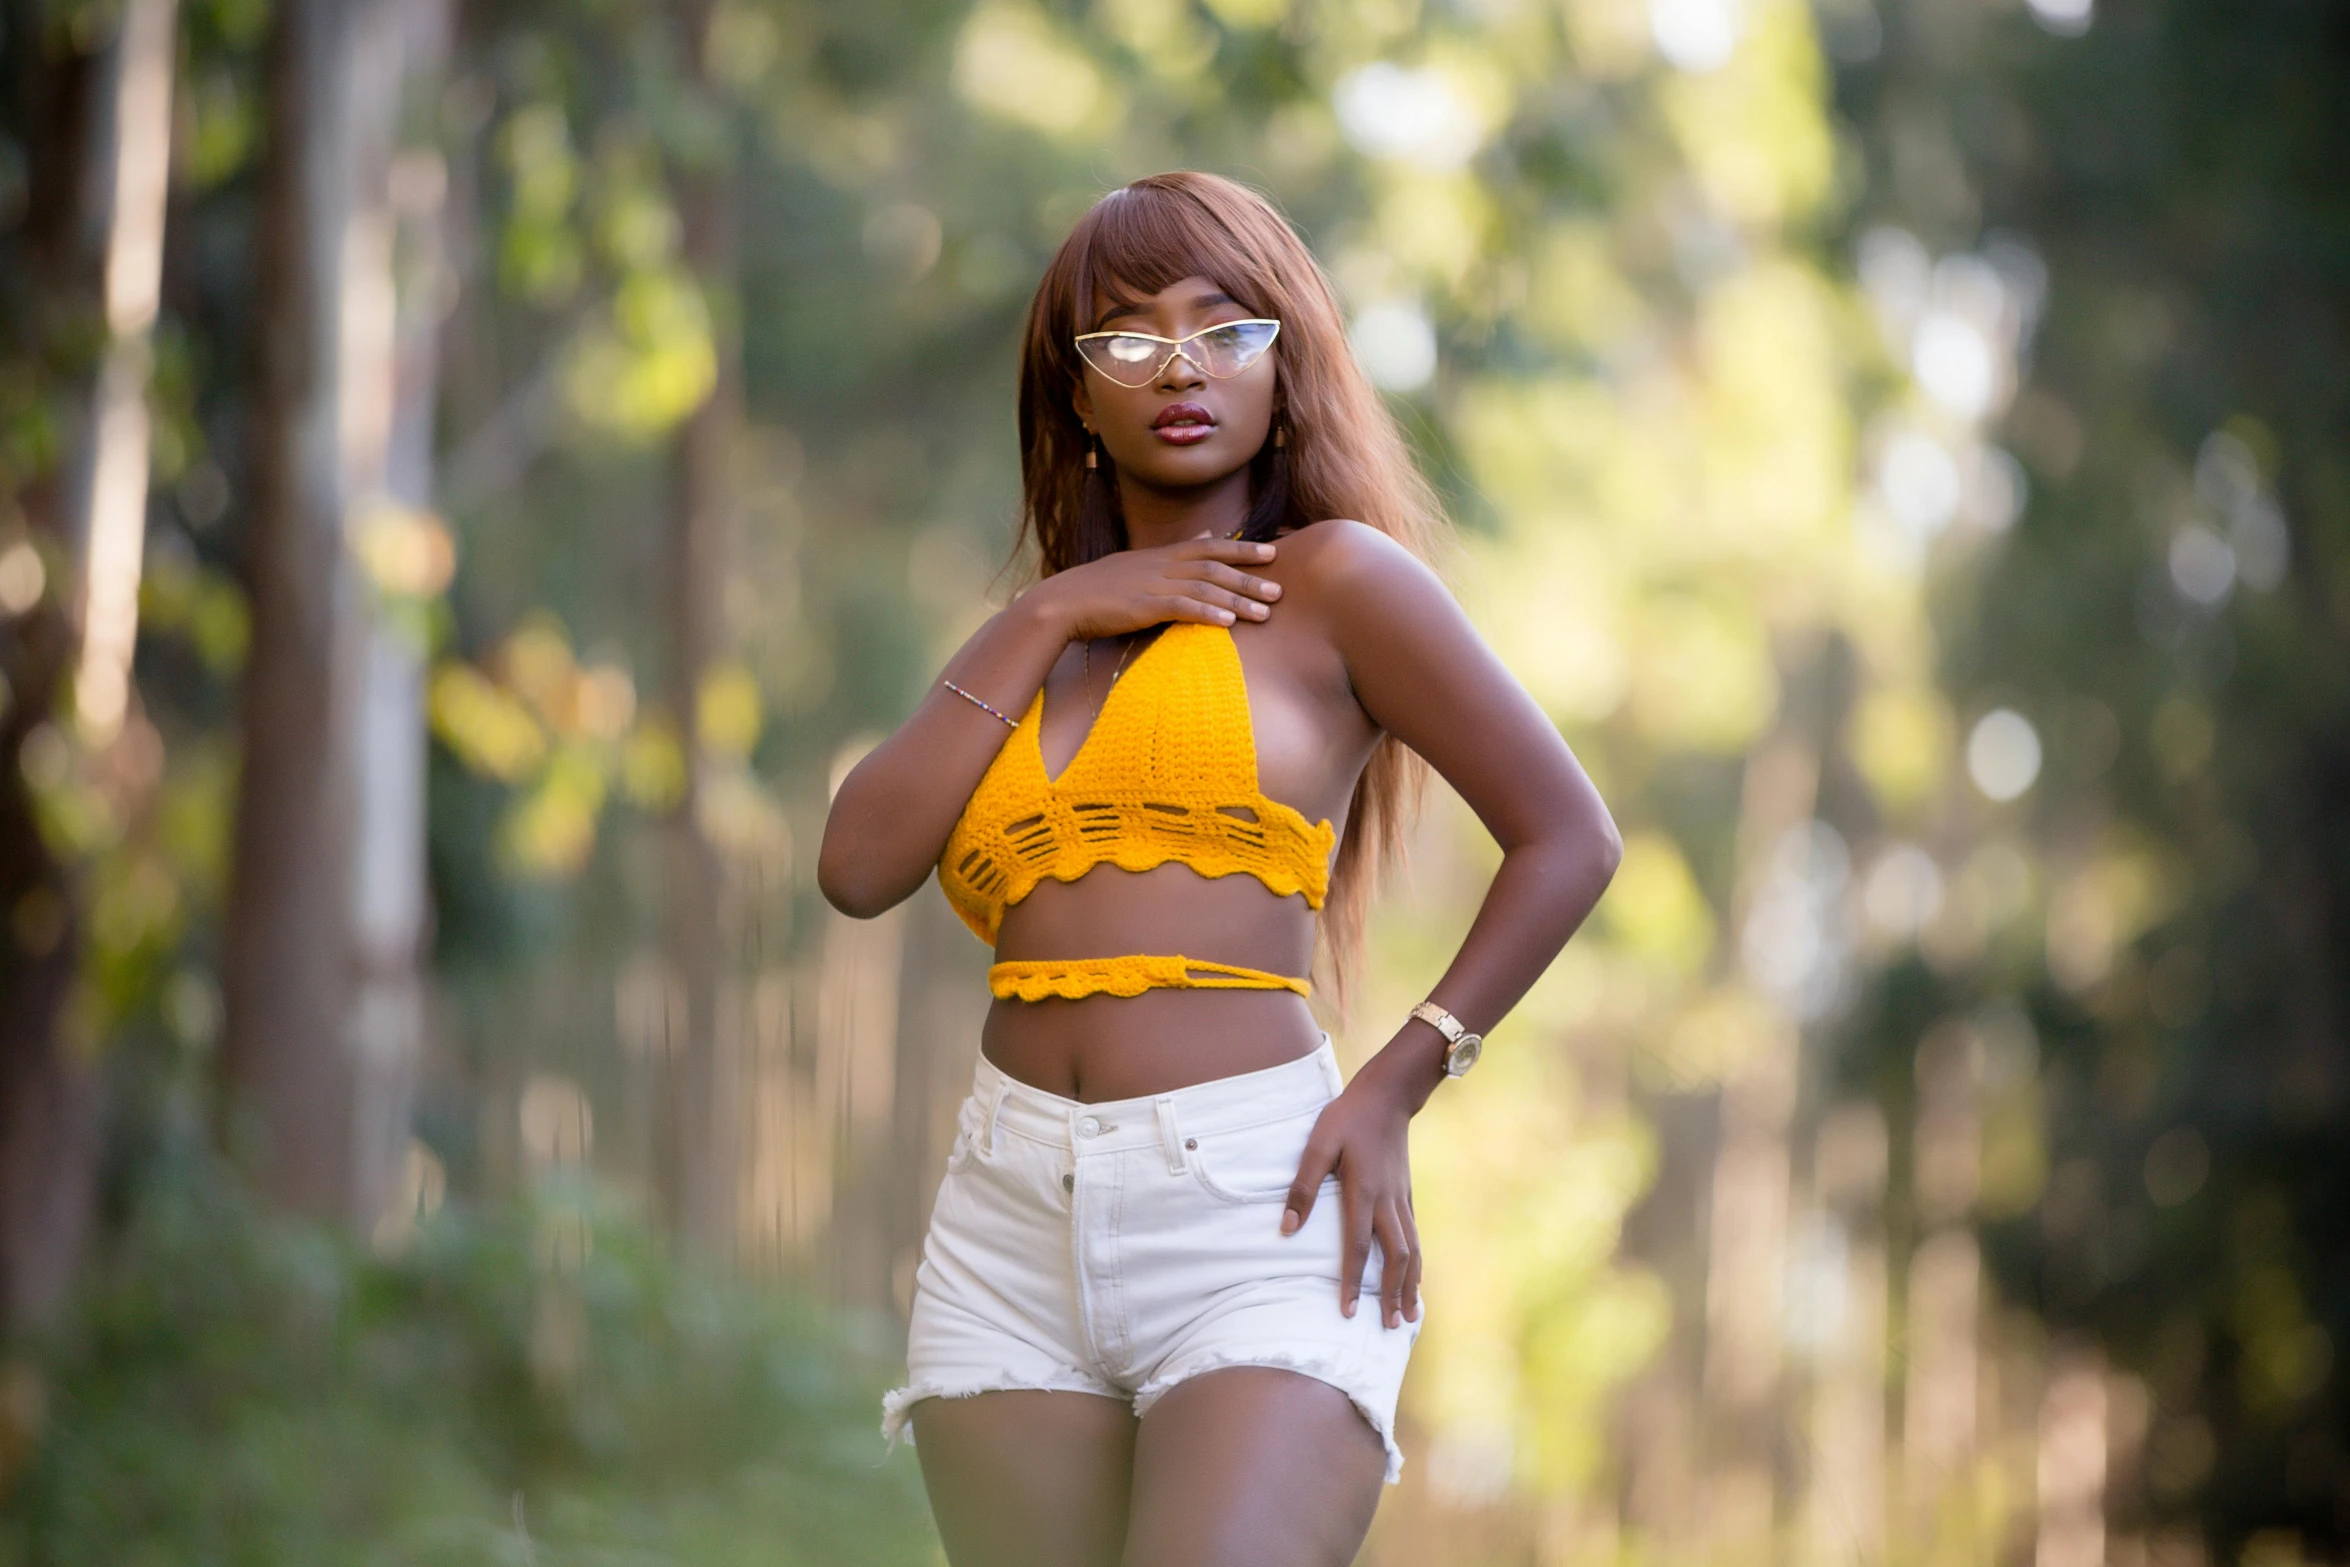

{"left": 1270, "top": 518, "right": 1451, "bottom": 611}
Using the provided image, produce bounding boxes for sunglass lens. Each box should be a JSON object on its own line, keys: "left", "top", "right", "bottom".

{"left": 1193, "top": 320, "right": 1279, "bottom": 376}
{"left": 1078, "top": 335, "right": 1169, "bottom": 385}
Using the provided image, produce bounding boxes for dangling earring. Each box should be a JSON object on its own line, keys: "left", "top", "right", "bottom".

{"left": 1085, "top": 431, "right": 1099, "bottom": 469}
{"left": 1274, "top": 421, "right": 1288, "bottom": 449}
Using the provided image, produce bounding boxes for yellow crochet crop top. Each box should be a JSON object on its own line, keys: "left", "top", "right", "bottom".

{"left": 938, "top": 621, "right": 1337, "bottom": 1000}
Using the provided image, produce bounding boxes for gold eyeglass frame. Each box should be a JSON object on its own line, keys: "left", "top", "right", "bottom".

{"left": 1072, "top": 318, "right": 1282, "bottom": 388}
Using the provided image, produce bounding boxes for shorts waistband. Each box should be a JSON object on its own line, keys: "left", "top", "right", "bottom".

{"left": 971, "top": 1037, "right": 1344, "bottom": 1158}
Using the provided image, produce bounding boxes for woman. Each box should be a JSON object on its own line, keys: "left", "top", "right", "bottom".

{"left": 818, "top": 172, "right": 1621, "bottom": 1567}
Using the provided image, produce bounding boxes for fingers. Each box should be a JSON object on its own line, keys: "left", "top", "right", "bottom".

{"left": 1180, "top": 560, "right": 1282, "bottom": 608}
{"left": 1401, "top": 1201, "right": 1424, "bottom": 1324}
{"left": 1151, "top": 594, "right": 1240, "bottom": 627}
{"left": 1379, "top": 1200, "right": 1422, "bottom": 1327}
{"left": 1158, "top": 563, "right": 1277, "bottom": 622}
{"left": 1340, "top": 1178, "right": 1373, "bottom": 1320}
{"left": 1185, "top": 584, "right": 1271, "bottom": 622}
{"left": 1178, "top": 538, "right": 1277, "bottom": 566}
{"left": 1282, "top": 1136, "right": 1338, "bottom": 1237}
{"left": 1375, "top": 1205, "right": 1400, "bottom": 1328}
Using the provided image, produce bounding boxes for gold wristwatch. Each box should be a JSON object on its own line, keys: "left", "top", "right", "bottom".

{"left": 1410, "top": 1001, "right": 1483, "bottom": 1079}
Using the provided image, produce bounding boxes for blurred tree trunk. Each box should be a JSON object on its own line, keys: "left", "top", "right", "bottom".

{"left": 657, "top": 13, "right": 741, "bottom": 1261}
{"left": 71, "top": 0, "right": 177, "bottom": 744}
{"left": 221, "top": 0, "right": 447, "bottom": 1228}
{"left": 347, "top": 0, "right": 450, "bottom": 1244}
{"left": 0, "top": 3, "right": 137, "bottom": 1338}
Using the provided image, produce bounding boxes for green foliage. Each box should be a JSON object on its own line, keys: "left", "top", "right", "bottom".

{"left": 1831, "top": 0, "right": 2350, "bottom": 1552}
{"left": 0, "top": 1171, "right": 933, "bottom": 1567}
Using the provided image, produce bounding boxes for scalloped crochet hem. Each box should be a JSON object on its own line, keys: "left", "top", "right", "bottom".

{"left": 950, "top": 847, "right": 1330, "bottom": 946}
{"left": 988, "top": 954, "right": 1311, "bottom": 1002}
{"left": 1133, "top": 1352, "right": 1407, "bottom": 1485}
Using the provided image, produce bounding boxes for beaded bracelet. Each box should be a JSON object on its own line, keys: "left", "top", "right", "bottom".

{"left": 941, "top": 678, "right": 1019, "bottom": 730}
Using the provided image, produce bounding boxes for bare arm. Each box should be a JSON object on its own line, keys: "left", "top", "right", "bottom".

{"left": 1328, "top": 524, "right": 1622, "bottom": 1107}
{"left": 1281, "top": 522, "right": 1622, "bottom": 1329}
{"left": 816, "top": 536, "right": 1289, "bottom": 916}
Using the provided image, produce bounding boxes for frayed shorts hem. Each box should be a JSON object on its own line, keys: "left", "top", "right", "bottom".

{"left": 1133, "top": 1353, "right": 1407, "bottom": 1484}
{"left": 880, "top": 1371, "right": 1119, "bottom": 1448}
{"left": 882, "top": 1354, "right": 1408, "bottom": 1485}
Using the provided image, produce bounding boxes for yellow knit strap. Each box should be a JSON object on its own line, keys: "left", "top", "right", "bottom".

{"left": 988, "top": 954, "right": 1311, "bottom": 1002}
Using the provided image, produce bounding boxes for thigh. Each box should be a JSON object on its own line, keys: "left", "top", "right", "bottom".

{"left": 1123, "top": 1368, "right": 1388, "bottom": 1567}
{"left": 912, "top": 1390, "right": 1139, "bottom": 1567}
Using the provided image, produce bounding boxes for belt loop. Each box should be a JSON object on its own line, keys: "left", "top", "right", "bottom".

{"left": 1153, "top": 1096, "right": 1186, "bottom": 1175}
{"left": 982, "top": 1077, "right": 1003, "bottom": 1156}
{"left": 1318, "top": 1032, "right": 1343, "bottom": 1098}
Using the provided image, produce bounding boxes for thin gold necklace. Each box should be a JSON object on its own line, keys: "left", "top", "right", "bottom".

{"left": 1081, "top": 518, "right": 1249, "bottom": 714}
{"left": 1082, "top": 633, "right": 1137, "bottom": 722}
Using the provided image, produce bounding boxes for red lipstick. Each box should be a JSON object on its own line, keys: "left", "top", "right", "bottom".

{"left": 1151, "top": 402, "right": 1217, "bottom": 445}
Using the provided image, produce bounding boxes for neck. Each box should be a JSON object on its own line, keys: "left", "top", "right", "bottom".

{"left": 1115, "top": 463, "right": 1253, "bottom": 550}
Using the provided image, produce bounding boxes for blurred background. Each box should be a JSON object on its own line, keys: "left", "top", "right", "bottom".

{"left": 1, "top": 0, "right": 2344, "bottom": 1560}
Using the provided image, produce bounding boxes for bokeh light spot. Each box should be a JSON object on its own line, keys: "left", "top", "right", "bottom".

{"left": 1350, "top": 300, "right": 1438, "bottom": 392}
{"left": 1967, "top": 709, "right": 2041, "bottom": 802}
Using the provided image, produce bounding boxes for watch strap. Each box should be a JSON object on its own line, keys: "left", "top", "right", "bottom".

{"left": 1410, "top": 1000, "right": 1466, "bottom": 1044}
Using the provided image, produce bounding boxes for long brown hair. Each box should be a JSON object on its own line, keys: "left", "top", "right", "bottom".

{"left": 1014, "top": 171, "right": 1449, "bottom": 1001}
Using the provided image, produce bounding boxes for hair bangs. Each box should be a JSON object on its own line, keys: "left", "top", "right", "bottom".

{"left": 1070, "top": 185, "right": 1278, "bottom": 334}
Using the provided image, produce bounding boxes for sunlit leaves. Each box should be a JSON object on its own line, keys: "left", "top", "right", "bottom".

{"left": 1197, "top": 0, "right": 1288, "bottom": 31}
{"left": 500, "top": 103, "right": 585, "bottom": 304}
{"left": 134, "top": 547, "right": 247, "bottom": 676}
{"left": 703, "top": 2, "right": 790, "bottom": 92}
{"left": 1848, "top": 686, "right": 1952, "bottom": 817}
{"left": 2042, "top": 834, "right": 2187, "bottom": 994}
{"left": 953, "top": 4, "right": 1112, "bottom": 138}
{"left": 180, "top": 68, "right": 258, "bottom": 190}
{"left": 430, "top": 665, "right": 547, "bottom": 783}
{"left": 564, "top": 270, "right": 719, "bottom": 439}
{"left": 429, "top": 617, "right": 781, "bottom": 879}
{"left": 1627, "top": 594, "right": 1777, "bottom": 752}
{"left": 1561, "top": 0, "right": 1654, "bottom": 79}
{"left": 2233, "top": 1265, "right": 2335, "bottom": 1414}
{"left": 504, "top": 744, "right": 609, "bottom": 877}
{"left": 1647, "top": 985, "right": 1791, "bottom": 1089}
{"left": 620, "top": 717, "right": 689, "bottom": 812}
{"left": 697, "top": 661, "right": 765, "bottom": 759}
{"left": 348, "top": 500, "right": 458, "bottom": 601}
{"left": 1593, "top": 831, "right": 1715, "bottom": 975}
{"left": 1522, "top": 221, "right": 1646, "bottom": 355}
{"left": 1098, "top": 0, "right": 1219, "bottom": 79}
{"left": 1656, "top": 0, "right": 1832, "bottom": 228}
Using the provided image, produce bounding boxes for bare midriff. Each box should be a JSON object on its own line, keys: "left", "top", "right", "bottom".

{"left": 979, "top": 861, "right": 1325, "bottom": 1102}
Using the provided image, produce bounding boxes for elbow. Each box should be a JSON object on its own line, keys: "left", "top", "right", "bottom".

{"left": 818, "top": 868, "right": 895, "bottom": 920}
{"left": 815, "top": 830, "right": 898, "bottom": 919}
{"left": 817, "top": 859, "right": 898, "bottom": 920}
{"left": 815, "top": 861, "right": 863, "bottom": 917}
{"left": 1531, "top": 802, "right": 1621, "bottom": 916}
{"left": 1589, "top": 807, "right": 1624, "bottom": 891}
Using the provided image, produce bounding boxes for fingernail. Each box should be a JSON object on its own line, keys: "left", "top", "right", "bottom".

{"left": 1280, "top": 1211, "right": 1300, "bottom": 1234}
{"left": 1218, "top": 609, "right": 1234, "bottom": 623}
{"left": 1342, "top": 1300, "right": 1356, "bottom": 1318}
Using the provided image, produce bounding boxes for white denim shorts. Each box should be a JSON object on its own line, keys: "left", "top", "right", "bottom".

{"left": 883, "top": 1036, "right": 1421, "bottom": 1482}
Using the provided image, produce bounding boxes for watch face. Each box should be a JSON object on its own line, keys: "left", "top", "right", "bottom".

{"left": 1446, "top": 1034, "right": 1482, "bottom": 1077}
